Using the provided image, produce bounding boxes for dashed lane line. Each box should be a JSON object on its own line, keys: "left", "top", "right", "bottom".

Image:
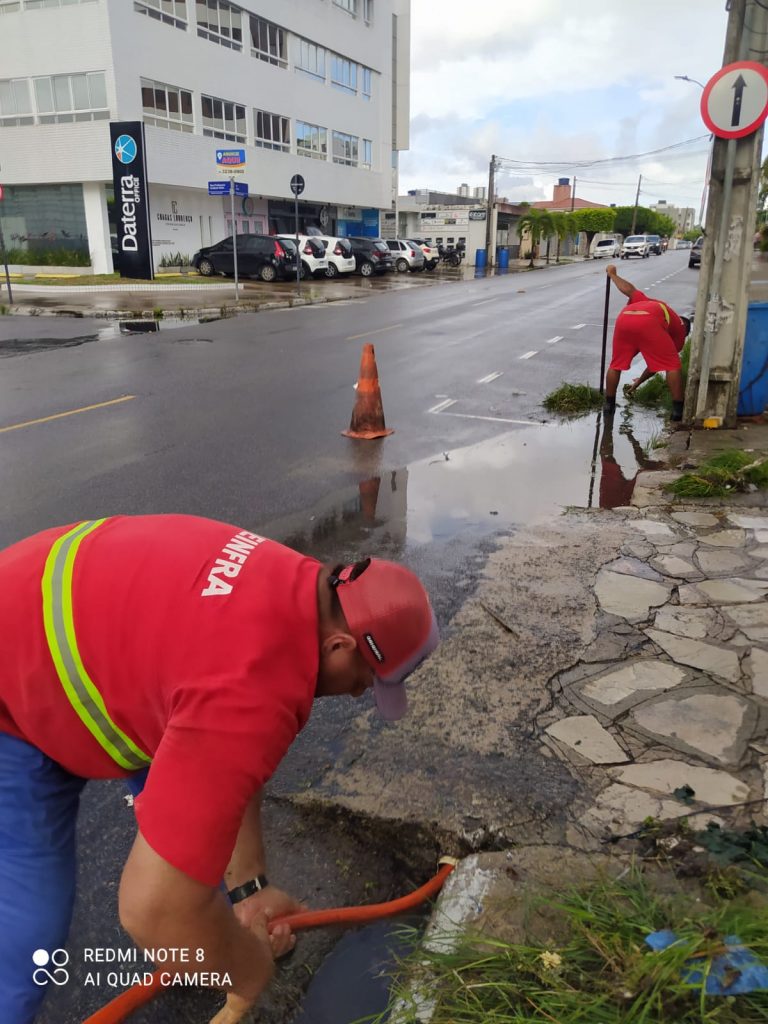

{"left": 571, "top": 323, "right": 586, "bottom": 329}
{"left": 428, "top": 398, "right": 457, "bottom": 414}
{"left": 440, "top": 412, "right": 538, "bottom": 426}
{"left": 519, "top": 350, "right": 538, "bottom": 359}
{"left": 346, "top": 323, "right": 402, "bottom": 341}
{"left": 477, "top": 371, "right": 504, "bottom": 384}
{"left": 545, "top": 336, "right": 563, "bottom": 345}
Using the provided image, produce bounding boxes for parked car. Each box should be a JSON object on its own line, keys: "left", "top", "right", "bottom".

{"left": 346, "top": 237, "right": 395, "bottom": 276}
{"left": 689, "top": 236, "right": 704, "bottom": 269}
{"left": 386, "top": 239, "right": 426, "bottom": 273}
{"left": 592, "top": 238, "right": 621, "bottom": 259}
{"left": 193, "top": 234, "right": 297, "bottom": 282}
{"left": 409, "top": 237, "right": 440, "bottom": 270}
{"left": 277, "top": 235, "right": 327, "bottom": 278}
{"left": 646, "top": 234, "right": 663, "bottom": 255}
{"left": 620, "top": 235, "right": 651, "bottom": 259}
{"left": 676, "top": 239, "right": 692, "bottom": 250}
{"left": 310, "top": 236, "right": 356, "bottom": 278}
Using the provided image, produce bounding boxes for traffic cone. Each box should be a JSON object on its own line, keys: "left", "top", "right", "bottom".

{"left": 342, "top": 344, "right": 394, "bottom": 439}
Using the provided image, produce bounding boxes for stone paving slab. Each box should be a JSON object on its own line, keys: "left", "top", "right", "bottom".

{"left": 722, "top": 603, "right": 768, "bottom": 640}
{"left": 650, "top": 555, "right": 700, "bottom": 578}
{"left": 609, "top": 759, "right": 750, "bottom": 805}
{"left": 594, "top": 570, "right": 671, "bottom": 621}
{"left": 652, "top": 606, "right": 731, "bottom": 641}
{"left": 672, "top": 512, "right": 719, "bottom": 528}
{"left": 746, "top": 647, "right": 768, "bottom": 699}
{"left": 679, "top": 578, "right": 768, "bottom": 604}
{"left": 578, "top": 660, "right": 687, "bottom": 711}
{"left": 698, "top": 529, "right": 747, "bottom": 548}
{"left": 695, "top": 548, "right": 753, "bottom": 575}
{"left": 545, "top": 714, "right": 629, "bottom": 764}
{"left": 644, "top": 628, "right": 742, "bottom": 683}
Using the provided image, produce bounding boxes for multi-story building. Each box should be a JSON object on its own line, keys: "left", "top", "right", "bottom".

{"left": 0, "top": 0, "right": 410, "bottom": 272}
{"left": 649, "top": 200, "right": 696, "bottom": 235}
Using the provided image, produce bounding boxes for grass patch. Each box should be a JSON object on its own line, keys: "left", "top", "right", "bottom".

{"left": 631, "top": 341, "right": 691, "bottom": 409}
{"left": 543, "top": 382, "right": 604, "bottom": 415}
{"left": 366, "top": 865, "right": 768, "bottom": 1024}
{"left": 665, "top": 450, "right": 768, "bottom": 498}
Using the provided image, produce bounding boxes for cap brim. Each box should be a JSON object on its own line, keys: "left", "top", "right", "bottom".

{"left": 373, "top": 677, "right": 408, "bottom": 721}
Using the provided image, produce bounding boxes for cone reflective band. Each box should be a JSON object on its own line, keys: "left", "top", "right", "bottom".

{"left": 342, "top": 343, "right": 394, "bottom": 439}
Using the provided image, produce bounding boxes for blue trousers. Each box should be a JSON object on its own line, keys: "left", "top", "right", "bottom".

{"left": 0, "top": 732, "right": 147, "bottom": 1024}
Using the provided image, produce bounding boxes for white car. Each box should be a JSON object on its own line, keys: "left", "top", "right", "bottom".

{"left": 592, "top": 238, "right": 621, "bottom": 259}
{"left": 386, "top": 239, "right": 426, "bottom": 272}
{"left": 277, "top": 235, "right": 328, "bottom": 278}
{"left": 620, "top": 235, "right": 650, "bottom": 259}
{"left": 312, "top": 236, "right": 356, "bottom": 278}
{"left": 410, "top": 237, "right": 440, "bottom": 270}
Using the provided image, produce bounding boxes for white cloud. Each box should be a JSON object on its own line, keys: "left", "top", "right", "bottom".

{"left": 401, "top": 0, "right": 730, "bottom": 211}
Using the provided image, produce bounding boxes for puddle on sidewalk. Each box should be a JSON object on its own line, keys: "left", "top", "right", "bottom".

{"left": 264, "top": 407, "right": 666, "bottom": 565}
{"left": 0, "top": 316, "right": 218, "bottom": 356}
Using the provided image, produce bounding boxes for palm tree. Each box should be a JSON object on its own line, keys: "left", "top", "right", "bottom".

{"left": 551, "top": 212, "right": 573, "bottom": 264}
{"left": 518, "top": 209, "right": 546, "bottom": 268}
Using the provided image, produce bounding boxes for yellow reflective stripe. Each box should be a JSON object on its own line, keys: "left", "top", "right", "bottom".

{"left": 42, "top": 519, "right": 151, "bottom": 771}
{"left": 657, "top": 302, "right": 670, "bottom": 324}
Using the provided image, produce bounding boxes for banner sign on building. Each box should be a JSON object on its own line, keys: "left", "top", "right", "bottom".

{"left": 110, "top": 121, "right": 153, "bottom": 280}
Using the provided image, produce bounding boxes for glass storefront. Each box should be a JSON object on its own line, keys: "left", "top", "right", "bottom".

{"left": 0, "top": 183, "right": 88, "bottom": 256}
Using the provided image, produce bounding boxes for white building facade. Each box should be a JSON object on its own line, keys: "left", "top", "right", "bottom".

{"left": 0, "top": 0, "right": 410, "bottom": 272}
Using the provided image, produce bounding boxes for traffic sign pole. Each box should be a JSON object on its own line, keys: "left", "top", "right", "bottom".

{"left": 230, "top": 176, "right": 239, "bottom": 302}
{"left": 290, "top": 173, "right": 305, "bottom": 298}
{"left": 0, "top": 189, "right": 12, "bottom": 305}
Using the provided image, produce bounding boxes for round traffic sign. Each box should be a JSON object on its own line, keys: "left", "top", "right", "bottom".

{"left": 701, "top": 60, "right": 768, "bottom": 139}
{"left": 290, "top": 174, "right": 305, "bottom": 196}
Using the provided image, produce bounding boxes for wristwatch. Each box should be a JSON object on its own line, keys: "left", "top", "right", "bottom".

{"left": 228, "top": 874, "right": 269, "bottom": 904}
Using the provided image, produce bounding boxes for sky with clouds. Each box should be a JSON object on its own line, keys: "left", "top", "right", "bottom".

{"left": 401, "top": 0, "right": 734, "bottom": 215}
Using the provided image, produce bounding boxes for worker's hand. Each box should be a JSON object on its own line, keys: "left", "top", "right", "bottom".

{"left": 233, "top": 887, "right": 302, "bottom": 958}
{"left": 606, "top": 263, "right": 617, "bottom": 277}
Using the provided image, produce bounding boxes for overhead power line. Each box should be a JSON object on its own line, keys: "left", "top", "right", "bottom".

{"left": 495, "top": 135, "right": 711, "bottom": 172}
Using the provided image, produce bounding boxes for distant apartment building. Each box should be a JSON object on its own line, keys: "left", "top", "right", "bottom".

{"left": 649, "top": 200, "right": 696, "bottom": 235}
{"left": 0, "top": 0, "right": 411, "bottom": 272}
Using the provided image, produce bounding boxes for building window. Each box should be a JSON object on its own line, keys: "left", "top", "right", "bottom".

{"left": 333, "top": 0, "right": 356, "bottom": 13}
{"left": 330, "top": 54, "right": 357, "bottom": 94}
{"left": 134, "top": 0, "right": 187, "bottom": 29}
{"left": 24, "top": 0, "right": 97, "bottom": 7}
{"left": 33, "top": 71, "right": 108, "bottom": 123}
{"left": 196, "top": 0, "right": 242, "bottom": 51}
{"left": 250, "top": 14, "right": 286, "bottom": 67}
{"left": 0, "top": 2, "right": 21, "bottom": 13}
{"left": 362, "top": 67, "right": 372, "bottom": 99}
{"left": 254, "top": 109, "right": 289, "bottom": 152}
{"left": 0, "top": 78, "right": 33, "bottom": 125}
{"left": 363, "top": 0, "right": 372, "bottom": 22}
{"left": 201, "top": 92, "right": 245, "bottom": 141}
{"left": 141, "top": 78, "right": 193, "bottom": 131}
{"left": 296, "top": 120, "right": 327, "bottom": 161}
{"left": 296, "top": 39, "right": 325, "bottom": 80}
{"left": 362, "top": 138, "right": 372, "bottom": 169}
{"left": 332, "top": 130, "right": 358, "bottom": 166}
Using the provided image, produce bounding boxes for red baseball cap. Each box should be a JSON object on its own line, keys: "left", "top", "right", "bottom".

{"left": 329, "top": 558, "right": 439, "bottom": 721}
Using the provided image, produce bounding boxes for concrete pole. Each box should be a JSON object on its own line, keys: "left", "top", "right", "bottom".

{"left": 485, "top": 154, "right": 496, "bottom": 265}
{"left": 630, "top": 174, "right": 642, "bottom": 234}
{"left": 684, "top": 0, "right": 765, "bottom": 427}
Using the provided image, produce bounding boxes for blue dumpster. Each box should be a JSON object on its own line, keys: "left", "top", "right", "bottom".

{"left": 497, "top": 247, "right": 510, "bottom": 270}
{"left": 738, "top": 302, "right": 768, "bottom": 415}
{"left": 474, "top": 248, "right": 487, "bottom": 269}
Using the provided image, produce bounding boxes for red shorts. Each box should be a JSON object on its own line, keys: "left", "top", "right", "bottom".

{"left": 609, "top": 313, "right": 682, "bottom": 373}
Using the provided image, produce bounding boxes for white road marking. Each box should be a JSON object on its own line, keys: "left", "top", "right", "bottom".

{"left": 346, "top": 323, "right": 402, "bottom": 341}
{"left": 571, "top": 323, "right": 586, "bottom": 329}
{"left": 545, "top": 336, "right": 563, "bottom": 345}
{"left": 477, "top": 371, "right": 503, "bottom": 384}
{"left": 519, "top": 350, "right": 538, "bottom": 359}
{"left": 471, "top": 298, "right": 496, "bottom": 307}
{"left": 428, "top": 398, "right": 457, "bottom": 414}
{"left": 440, "top": 412, "right": 537, "bottom": 426}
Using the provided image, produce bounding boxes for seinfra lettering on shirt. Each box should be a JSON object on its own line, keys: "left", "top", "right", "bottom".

{"left": 201, "top": 530, "right": 265, "bottom": 597}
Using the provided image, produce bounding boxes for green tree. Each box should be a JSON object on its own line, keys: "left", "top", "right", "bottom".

{"left": 518, "top": 208, "right": 552, "bottom": 267}
{"left": 570, "top": 208, "right": 616, "bottom": 257}
{"left": 551, "top": 212, "right": 573, "bottom": 263}
{"left": 654, "top": 214, "right": 677, "bottom": 238}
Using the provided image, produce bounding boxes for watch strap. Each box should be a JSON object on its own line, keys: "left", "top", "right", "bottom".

{"left": 228, "top": 874, "right": 269, "bottom": 904}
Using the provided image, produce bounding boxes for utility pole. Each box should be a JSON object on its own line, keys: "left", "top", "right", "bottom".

{"left": 684, "top": 0, "right": 767, "bottom": 427}
{"left": 570, "top": 176, "right": 577, "bottom": 255}
{"left": 630, "top": 174, "right": 642, "bottom": 234}
{"left": 485, "top": 154, "right": 497, "bottom": 267}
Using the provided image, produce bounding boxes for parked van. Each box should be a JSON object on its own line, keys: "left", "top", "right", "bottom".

{"left": 592, "top": 238, "right": 621, "bottom": 259}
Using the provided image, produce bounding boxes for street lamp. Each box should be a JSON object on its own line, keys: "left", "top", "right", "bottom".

{"left": 675, "top": 74, "right": 710, "bottom": 227}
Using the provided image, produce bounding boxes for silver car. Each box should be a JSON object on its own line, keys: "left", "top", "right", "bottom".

{"left": 386, "top": 239, "right": 426, "bottom": 272}
{"left": 620, "top": 235, "right": 650, "bottom": 259}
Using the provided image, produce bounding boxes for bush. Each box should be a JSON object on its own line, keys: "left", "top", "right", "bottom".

{"left": 665, "top": 450, "right": 768, "bottom": 498}
{"left": 1, "top": 247, "right": 90, "bottom": 267}
{"left": 158, "top": 252, "right": 192, "bottom": 268}
{"left": 631, "top": 341, "right": 690, "bottom": 410}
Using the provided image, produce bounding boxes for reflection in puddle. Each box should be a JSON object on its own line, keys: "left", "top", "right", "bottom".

{"left": 0, "top": 316, "right": 218, "bottom": 356}
{"left": 262, "top": 409, "right": 665, "bottom": 564}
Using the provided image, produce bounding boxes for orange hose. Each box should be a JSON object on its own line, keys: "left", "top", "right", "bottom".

{"left": 82, "top": 860, "right": 455, "bottom": 1024}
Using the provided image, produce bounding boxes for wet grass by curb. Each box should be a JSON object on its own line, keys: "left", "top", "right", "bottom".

{"left": 665, "top": 450, "right": 768, "bottom": 498}
{"left": 543, "top": 383, "right": 604, "bottom": 416}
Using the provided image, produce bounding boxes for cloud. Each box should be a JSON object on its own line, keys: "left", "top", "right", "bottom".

{"left": 401, "top": 0, "right": 729, "bottom": 211}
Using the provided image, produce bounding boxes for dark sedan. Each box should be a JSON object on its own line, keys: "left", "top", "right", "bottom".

{"left": 689, "top": 236, "right": 703, "bottom": 269}
{"left": 346, "top": 237, "right": 395, "bottom": 276}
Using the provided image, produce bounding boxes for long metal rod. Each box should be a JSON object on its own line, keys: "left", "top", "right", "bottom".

{"left": 230, "top": 177, "right": 239, "bottom": 302}
{"left": 0, "top": 216, "right": 12, "bottom": 305}
{"left": 599, "top": 274, "right": 611, "bottom": 394}
{"left": 294, "top": 189, "right": 301, "bottom": 297}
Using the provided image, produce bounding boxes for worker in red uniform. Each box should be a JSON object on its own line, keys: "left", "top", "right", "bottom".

{"left": 0, "top": 514, "right": 439, "bottom": 1024}
{"left": 602, "top": 264, "right": 691, "bottom": 421}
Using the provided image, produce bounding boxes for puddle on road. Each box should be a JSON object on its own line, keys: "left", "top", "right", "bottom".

{"left": 266, "top": 407, "right": 666, "bottom": 565}
{"left": 0, "top": 317, "right": 217, "bottom": 356}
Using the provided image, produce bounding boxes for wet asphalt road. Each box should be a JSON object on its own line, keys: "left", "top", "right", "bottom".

{"left": 0, "top": 253, "right": 701, "bottom": 1024}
